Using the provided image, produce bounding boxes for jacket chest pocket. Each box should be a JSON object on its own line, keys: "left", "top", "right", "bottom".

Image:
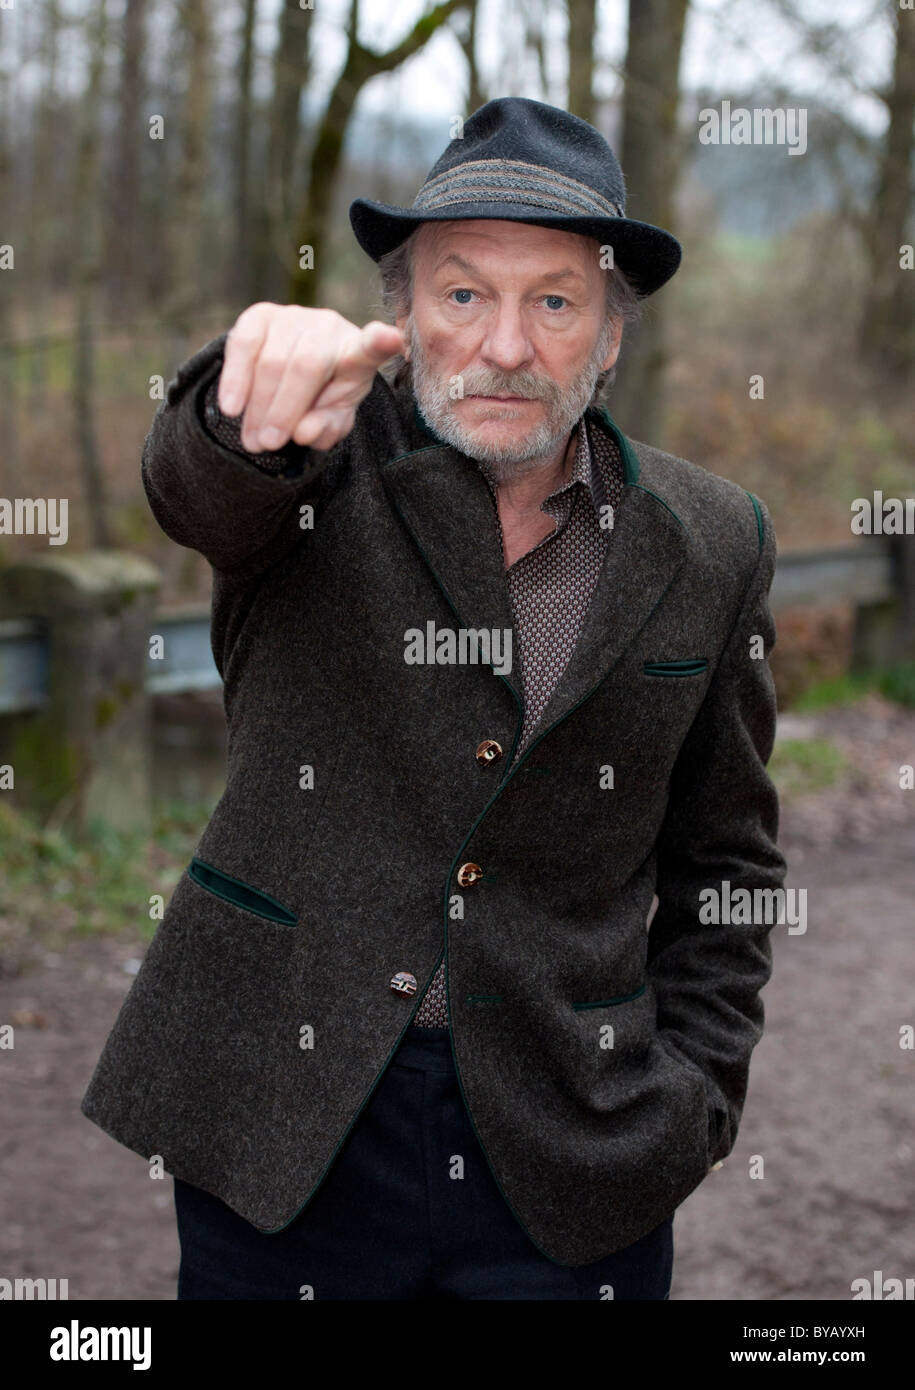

{"left": 642, "top": 657, "right": 708, "bottom": 677}
{"left": 188, "top": 857, "right": 298, "bottom": 926}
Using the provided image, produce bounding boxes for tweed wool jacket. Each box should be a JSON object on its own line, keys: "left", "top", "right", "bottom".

{"left": 81, "top": 330, "right": 788, "bottom": 1266}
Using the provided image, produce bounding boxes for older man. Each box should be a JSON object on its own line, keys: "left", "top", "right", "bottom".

{"left": 81, "top": 96, "right": 786, "bottom": 1300}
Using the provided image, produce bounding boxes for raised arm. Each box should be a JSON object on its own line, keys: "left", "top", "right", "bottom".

{"left": 141, "top": 304, "right": 405, "bottom": 576}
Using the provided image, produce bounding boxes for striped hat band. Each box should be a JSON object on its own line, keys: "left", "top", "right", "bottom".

{"left": 412, "top": 158, "right": 623, "bottom": 221}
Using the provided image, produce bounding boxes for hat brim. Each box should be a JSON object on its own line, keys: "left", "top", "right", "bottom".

{"left": 349, "top": 198, "right": 681, "bottom": 298}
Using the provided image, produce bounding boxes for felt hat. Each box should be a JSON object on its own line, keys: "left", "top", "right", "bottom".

{"left": 349, "top": 96, "right": 681, "bottom": 297}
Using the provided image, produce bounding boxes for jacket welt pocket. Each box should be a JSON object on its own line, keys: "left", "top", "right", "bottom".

{"left": 572, "top": 984, "right": 646, "bottom": 1011}
{"left": 188, "top": 857, "right": 297, "bottom": 925}
{"left": 642, "top": 659, "right": 708, "bottom": 677}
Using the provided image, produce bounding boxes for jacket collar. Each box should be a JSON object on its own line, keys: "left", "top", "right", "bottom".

{"left": 386, "top": 402, "right": 687, "bottom": 742}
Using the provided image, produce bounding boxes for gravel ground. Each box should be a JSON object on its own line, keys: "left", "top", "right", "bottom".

{"left": 2, "top": 698, "right": 913, "bottom": 1301}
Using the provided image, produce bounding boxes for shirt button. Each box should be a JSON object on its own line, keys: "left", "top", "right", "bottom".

{"left": 390, "top": 971, "right": 418, "bottom": 996}
{"left": 456, "top": 862, "right": 483, "bottom": 887}
{"left": 475, "top": 739, "right": 503, "bottom": 765}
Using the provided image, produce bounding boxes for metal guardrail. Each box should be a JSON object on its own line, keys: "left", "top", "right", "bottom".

{"left": 0, "top": 619, "right": 49, "bottom": 715}
{"left": 0, "top": 545, "right": 900, "bottom": 717}
{"left": 768, "top": 544, "right": 892, "bottom": 609}
{"left": 145, "top": 607, "right": 220, "bottom": 696}
{"left": 0, "top": 606, "right": 219, "bottom": 715}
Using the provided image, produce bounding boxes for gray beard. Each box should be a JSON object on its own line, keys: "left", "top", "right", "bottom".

{"left": 406, "top": 317, "right": 613, "bottom": 483}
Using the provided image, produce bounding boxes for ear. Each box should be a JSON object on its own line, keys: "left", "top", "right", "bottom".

{"left": 396, "top": 311, "right": 412, "bottom": 360}
{"left": 600, "top": 316, "right": 624, "bottom": 371}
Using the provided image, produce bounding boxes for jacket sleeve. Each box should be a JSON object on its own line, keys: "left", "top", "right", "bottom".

{"left": 141, "top": 332, "right": 349, "bottom": 576}
{"left": 646, "top": 495, "right": 787, "bottom": 1167}
{"left": 200, "top": 375, "right": 302, "bottom": 473}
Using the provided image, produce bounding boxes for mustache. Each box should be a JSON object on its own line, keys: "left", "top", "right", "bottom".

{"left": 457, "top": 372, "right": 559, "bottom": 403}
{"left": 414, "top": 367, "right": 563, "bottom": 405}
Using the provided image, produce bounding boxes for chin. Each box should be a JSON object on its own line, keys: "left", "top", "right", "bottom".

{"left": 465, "top": 420, "right": 534, "bottom": 446}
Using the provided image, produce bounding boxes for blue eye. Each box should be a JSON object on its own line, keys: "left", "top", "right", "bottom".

{"left": 452, "top": 289, "right": 475, "bottom": 304}
{"left": 544, "top": 295, "right": 566, "bottom": 310}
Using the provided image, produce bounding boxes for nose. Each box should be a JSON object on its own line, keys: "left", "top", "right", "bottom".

{"left": 479, "top": 301, "right": 535, "bottom": 375}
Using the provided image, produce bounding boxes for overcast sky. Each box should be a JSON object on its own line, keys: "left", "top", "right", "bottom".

{"left": 1, "top": 0, "right": 893, "bottom": 143}
{"left": 309, "top": 0, "right": 892, "bottom": 137}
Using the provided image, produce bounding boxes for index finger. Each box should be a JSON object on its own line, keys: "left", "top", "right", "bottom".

{"left": 218, "top": 308, "right": 271, "bottom": 416}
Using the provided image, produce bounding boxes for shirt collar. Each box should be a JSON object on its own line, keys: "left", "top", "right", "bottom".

{"left": 565, "top": 416, "right": 608, "bottom": 514}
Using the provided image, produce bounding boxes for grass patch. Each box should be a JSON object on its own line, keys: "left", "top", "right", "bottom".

{"left": 768, "top": 737, "right": 848, "bottom": 798}
{"left": 0, "top": 796, "right": 217, "bottom": 975}
{"left": 790, "top": 672, "right": 877, "bottom": 711}
{"left": 789, "top": 662, "right": 915, "bottom": 712}
{"left": 877, "top": 662, "right": 915, "bottom": 708}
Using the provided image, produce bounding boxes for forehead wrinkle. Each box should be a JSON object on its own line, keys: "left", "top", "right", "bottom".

{"left": 428, "top": 251, "right": 588, "bottom": 290}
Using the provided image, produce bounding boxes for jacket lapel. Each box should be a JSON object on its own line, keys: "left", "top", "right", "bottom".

{"left": 381, "top": 407, "right": 688, "bottom": 738}
{"left": 382, "top": 438, "right": 522, "bottom": 699}
{"left": 531, "top": 462, "right": 687, "bottom": 738}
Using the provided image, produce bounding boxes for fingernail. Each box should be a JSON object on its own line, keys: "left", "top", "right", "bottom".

{"left": 258, "top": 426, "right": 284, "bottom": 450}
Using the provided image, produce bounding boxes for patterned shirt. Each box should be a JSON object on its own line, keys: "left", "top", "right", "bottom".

{"left": 199, "top": 377, "right": 624, "bottom": 1028}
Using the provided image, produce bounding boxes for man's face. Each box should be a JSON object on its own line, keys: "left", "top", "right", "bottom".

{"left": 396, "top": 220, "right": 622, "bottom": 479}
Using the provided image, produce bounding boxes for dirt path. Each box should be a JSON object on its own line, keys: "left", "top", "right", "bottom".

{"left": 2, "top": 818, "right": 913, "bottom": 1301}
{"left": 673, "top": 825, "right": 915, "bottom": 1300}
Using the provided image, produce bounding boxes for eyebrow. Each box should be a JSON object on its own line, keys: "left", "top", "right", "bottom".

{"left": 432, "top": 253, "right": 587, "bottom": 288}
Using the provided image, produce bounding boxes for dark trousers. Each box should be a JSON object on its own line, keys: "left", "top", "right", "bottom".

{"left": 174, "top": 1025, "right": 674, "bottom": 1300}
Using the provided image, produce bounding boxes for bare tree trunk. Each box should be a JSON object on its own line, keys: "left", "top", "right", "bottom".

{"left": 0, "top": 20, "right": 20, "bottom": 477}
{"left": 253, "top": 0, "right": 313, "bottom": 302}
{"left": 457, "top": 0, "right": 486, "bottom": 114}
{"left": 73, "top": 0, "right": 112, "bottom": 549}
{"left": 105, "top": 0, "right": 147, "bottom": 323}
{"left": 859, "top": 2, "right": 915, "bottom": 380}
{"left": 288, "top": 0, "right": 469, "bottom": 307}
{"left": 613, "top": 0, "right": 689, "bottom": 445}
{"left": 525, "top": 0, "right": 550, "bottom": 101}
{"left": 232, "top": 0, "right": 258, "bottom": 305}
{"left": 269, "top": 0, "right": 313, "bottom": 219}
{"left": 164, "top": 0, "right": 211, "bottom": 372}
{"left": 26, "top": 0, "right": 63, "bottom": 407}
{"left": 567, "top": 0, "right": 597, "bottom": 124}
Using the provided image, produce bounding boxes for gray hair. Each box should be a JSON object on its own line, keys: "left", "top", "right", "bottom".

{"left": 376, "top": 223, "right": 644, "bottom": 397}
